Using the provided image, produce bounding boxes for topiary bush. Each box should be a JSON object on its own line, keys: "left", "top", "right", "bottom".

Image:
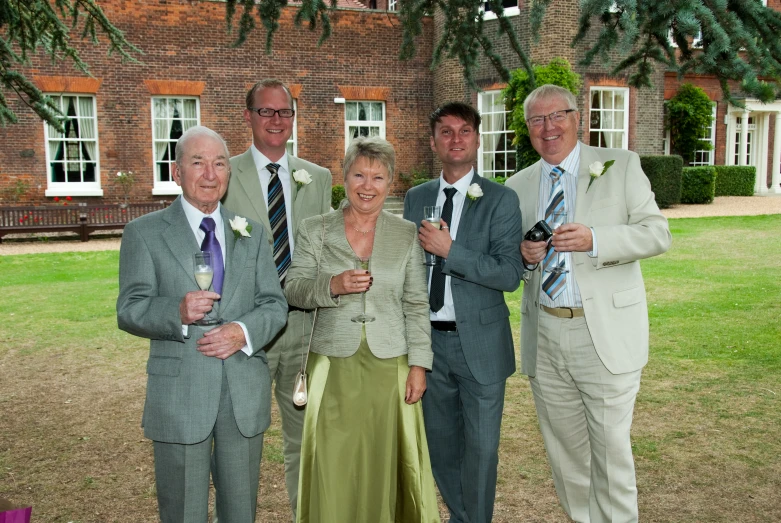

{"left": 639, "top": 155, "right": 683, "bottom": 208}
{"left": 331, "top": 184, "right": 345, "bottom": 210}
{"left": 714, "top": 166, "right": 755, "bottom": 196}
{"left": 681, "top": 166, "right": 717, "bottom": 204}
{"left": 665, "top": 84, "right": 715, "bottom": 165}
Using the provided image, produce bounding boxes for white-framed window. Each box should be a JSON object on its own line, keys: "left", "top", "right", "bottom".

{"left": 589, "top": 87, "right": 629, "bottom": 149}
{"left": 481, "top": 0, "right": 519, "bottom": 20}
{"left": 344, "top": 101, "right": 385, "bottom": 150}
{"left": 286, "top": 99, "right": 298, "bottom": 157}
{"left": 151, "top": 96, "right": 200, "bottom": 195}
{"left": 388, "top": 0, "right": 398, "bottom": 11}
{"left": 44, "top": 94, "right": 102, "bottom": 197}
{"left": 690, "top": 103, "right": 717, "bottom": 166}
{"left": 477, "top": 90, "right": 516, "bottom": 178}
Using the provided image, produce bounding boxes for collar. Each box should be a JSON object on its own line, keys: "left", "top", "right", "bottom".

{"left": 540, "top": 142, "right": 580, "bottom": 178}
{"left": 438, "top": 168, "right": 474, "bottom": 196}
{"left": 180, "top": 197, "right": 223, "bottom": 233}
{"left": 250, "top": 144, "right": 289, "bottom": 175}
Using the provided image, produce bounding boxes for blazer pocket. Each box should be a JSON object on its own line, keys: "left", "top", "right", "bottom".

{"left": 146, "top": 356, "right": 181, "bottom": 376}
{"left": 613, "top": 286, "right": 644, "bottom": 308}
{"left": 480, "top": 302, "right": 511, "bottom": 325}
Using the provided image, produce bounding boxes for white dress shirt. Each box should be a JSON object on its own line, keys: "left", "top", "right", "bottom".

{"left": 250, "top": 144, "right": 295, "bottom": 253}
{"left": 429, "top": 170, "right": 474, "bottom": 322}
{"left": 180, "top": 197, "right": 253, "bottom": 355}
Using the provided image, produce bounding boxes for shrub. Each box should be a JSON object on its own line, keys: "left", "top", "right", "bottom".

{"left": 639, "top": 155, "right": 683, "bottom": 208}
{"left": 681, "top": 166, "right": 717, "bottom": 204}
{"left": 492, "top": 176, "right": 507, "bottom": 185}
{"left": 714, "top": 166, "right": 755, "bottom": 196}
{"left": 665, "top": 84, "right": 715, "bottom": 165}
{"left": 399, "top": 166, "right": 431, "bottom": 189}
{"left": 331, "top": 185, "right": 345, "bottom": 210}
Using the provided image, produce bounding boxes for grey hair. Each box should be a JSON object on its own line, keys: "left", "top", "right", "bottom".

{"left": 343, "top": 137, "right": 396, "bottom": 184}
{"left": 175, "top": 126, "right": 230, "bottom": 166}
{"left": 523, "top": 85, "right": 578, "bottom": 117}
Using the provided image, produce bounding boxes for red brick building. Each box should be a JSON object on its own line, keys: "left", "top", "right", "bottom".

{"left": 2, "top": 0, "right": 780, "bottom": 206}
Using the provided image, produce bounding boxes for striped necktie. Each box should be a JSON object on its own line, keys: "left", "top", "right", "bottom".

{"left": 542, "top": 166, "right": 567, "bottom": 300}
{"left": 267, "top": 163, "right": 291, "bottom": 286}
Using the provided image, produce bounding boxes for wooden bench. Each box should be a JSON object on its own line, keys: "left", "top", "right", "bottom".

{"left": 0, "top": 202, "right": 169, "bottom": 243}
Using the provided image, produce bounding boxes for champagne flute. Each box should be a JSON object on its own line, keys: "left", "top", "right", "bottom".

{"left": 351, "top": 257, "right": 375, "bottom": 323}
{"left": 193, "top": 252, "right": 219, "bottom": 325}
{"left": 545, "top": 211, "right": 569, "bottom": 274}
{"left": 423, "top": 205, "right": 442, "bottom": 266}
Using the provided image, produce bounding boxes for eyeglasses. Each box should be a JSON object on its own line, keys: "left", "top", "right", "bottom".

{"left": 248, "top": 107, "right": 295, "bottom": 118}
{"left": 526, "top": 109, "right": 577, "bottom": 127}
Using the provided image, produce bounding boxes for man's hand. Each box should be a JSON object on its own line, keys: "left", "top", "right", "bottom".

{"left": 197, "top": 323, "right": 247, "bottom": 360}
{"left": 405, "top": 366, "right": 427, "bottom": 404}
{"left": 521, "top": 239, "right": 548, "bottom": 266}
{"left": 180, "top": 291, "right": 221, "bottom": 325}
{"left": 419, "top": 219, "right": 453, "bottom": 259}
{"left": 551, "top": 223, "right": 593, "bottom": 253}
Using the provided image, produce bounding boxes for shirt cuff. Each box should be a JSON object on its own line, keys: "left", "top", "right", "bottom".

{"left": 182, "top": 324, "right": 188, "bottom": 338}
{"left": 233, "top": 321, "right": 253, "bottom": 356}
{"left": 588, "top": 227, "right": 598, "bottom": 258}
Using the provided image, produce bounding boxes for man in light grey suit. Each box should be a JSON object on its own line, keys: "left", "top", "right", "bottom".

{"left": 117, "top": 126, "right": 288, "bottom": 522}
{"left": 506, "top": 85, "right": 672, "bottom": 523}
{"left": 222, "top": 79, "right": 332, "bottom": 515}
{"left": 403, "top": 102, "right": 523, "bottom": 523}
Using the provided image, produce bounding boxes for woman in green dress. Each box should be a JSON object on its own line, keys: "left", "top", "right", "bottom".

{"left": 284, "top": 137, "right": 440, "bottom": 523}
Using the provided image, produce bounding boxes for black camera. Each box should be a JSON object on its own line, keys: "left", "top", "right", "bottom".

{"left": 524, "top": 220, "right": 553, "bottom": 242}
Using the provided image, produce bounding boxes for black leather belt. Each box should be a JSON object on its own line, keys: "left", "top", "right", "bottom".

{"left": 431, "top": 321, "right": 458, "bottom": 332}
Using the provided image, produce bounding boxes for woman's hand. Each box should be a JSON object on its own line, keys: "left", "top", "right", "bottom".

{"left": 329, "top": 269, "right": 372, "bottom": 297}
{"left": 405, "top": 366, "right": 427, "bottom": 404}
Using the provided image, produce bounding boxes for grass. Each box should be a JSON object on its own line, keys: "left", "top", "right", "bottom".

{"left": 1, "top": 215, "right": 779, "bottom": 522}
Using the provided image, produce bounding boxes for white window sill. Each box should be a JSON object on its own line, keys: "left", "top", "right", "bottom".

{"left": 45, "top": 188, "right": 104, "bottom": 197}
{"left": 153, "top": 185, "right": 183, "bottom": 196}
{"left": 482, "top": 6, "right": 520, "bottom": 20}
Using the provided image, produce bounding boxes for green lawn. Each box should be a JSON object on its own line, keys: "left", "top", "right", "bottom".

{"left": 0, "top": 215, "right": 779, "bottom": 522}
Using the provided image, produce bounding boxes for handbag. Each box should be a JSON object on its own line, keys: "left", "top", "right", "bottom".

{"left": 292, "top": 216, "right": 326, "bottom": 407}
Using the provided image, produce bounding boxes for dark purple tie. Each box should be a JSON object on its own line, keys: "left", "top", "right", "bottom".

{"left": 199, "top": 217, "right": 224, "bottom": 294}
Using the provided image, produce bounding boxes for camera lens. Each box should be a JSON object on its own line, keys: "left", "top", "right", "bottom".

{"left": 529, "top": 230, "right": 543, "bottom": 242}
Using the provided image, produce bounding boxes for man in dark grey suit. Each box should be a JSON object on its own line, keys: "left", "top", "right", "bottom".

{"left": 403, "top": 102, "right": 523, "bottom": 523}
{"left": 117, "top": 126, "right": 288, "bottom": 522}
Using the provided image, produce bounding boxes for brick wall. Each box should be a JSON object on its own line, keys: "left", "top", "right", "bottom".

{"left": 0, "top": 1, "right": 434, "bottom": 204}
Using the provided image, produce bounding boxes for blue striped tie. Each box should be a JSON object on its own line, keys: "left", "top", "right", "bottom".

{"left": 267, "top": 163, "right": 291, "bottom": 287}
{"left": 542, "top": 166, "right": 567, "bottom": 300}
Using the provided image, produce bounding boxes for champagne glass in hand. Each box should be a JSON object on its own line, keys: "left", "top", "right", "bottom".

{"left": 193, "top": 252, "right": 219, "bottom": 325}
{"left": 545, "top": 211, "right": 569, "bottom": 275}
{"left": 351, "top": 257, "right": 375, "bottom": 323}
{"left": 423, "top": 205, "right": 442, "bottom": 266}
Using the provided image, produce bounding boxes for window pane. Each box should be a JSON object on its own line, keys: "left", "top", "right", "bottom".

{"left": 615, "top": 91, "right": 625, "bottom": 110}
{"left": 154, "top": 99, "right": 167, "bottom": 119}
{"left": 478, "top": 90, "right": 516, "bottom": 177}
{"left": 603, "top": 93, "right": 613, "bottom": 110}
{"left": 346, "top": 103, "right": 357, "bottom": 120}
{"left": 358, "top": 103, "right": 368, "bottom": 121}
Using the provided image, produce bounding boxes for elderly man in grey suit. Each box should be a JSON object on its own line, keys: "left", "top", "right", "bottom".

{"left": 222, "top": 79, "right": 332, "bottom": 515}
{"left": 506, "top": 85, "right": 672, "bottom": 523}
{"left": 403, "top": 102, "right": 523, "bottom": 523}
{"left": 117, "top": 126, "right": 288, "bottom": 523}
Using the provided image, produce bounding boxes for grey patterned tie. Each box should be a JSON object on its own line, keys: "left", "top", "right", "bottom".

{"left": 267, "top": 163, "right": 291, "bottom": 286}
{"left": 542, "top": 166, "right": 567, "bottom": 300}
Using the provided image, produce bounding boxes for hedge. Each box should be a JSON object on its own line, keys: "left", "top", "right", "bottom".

{"left": 639, "top": 155, "right": 683, "bottom": 208}
{"left": 331, "top": 185, "right": 346, "bottom": 210}
{"left": 681, "top": 166, "right": 717, "bottom": 204}
{"left": 714, "top": 166, "right": 755, "bottom": 196}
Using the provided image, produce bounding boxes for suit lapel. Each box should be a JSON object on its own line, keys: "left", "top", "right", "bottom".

{"left": 162, "top": 197, "right": 201, "bottom": 286}
{"left": 575, "top": 143, "right": 599, "bottom": 224}
{"left": 218, "top": 206, "right": 243, "bottom": 310}
{"left": 235, "top": 150, "right": 272, "bottom": 235}
{"left": 454, "top": 172, "right": 482, "bottom": 239}
{"left": 288, "top": 154, "right": 303, "bottom": 231}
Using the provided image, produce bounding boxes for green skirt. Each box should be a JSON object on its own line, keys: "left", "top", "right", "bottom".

{"left": 296, "top": 329, "right": 440, "bottom": 523}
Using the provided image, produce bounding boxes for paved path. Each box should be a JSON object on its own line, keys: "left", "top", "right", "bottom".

{"left": 1, "top": 195, "right": 779, "bottom": 256}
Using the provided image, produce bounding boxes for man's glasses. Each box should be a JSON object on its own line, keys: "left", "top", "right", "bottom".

{"left": 248, "top": 107, "right": 295, "bottom": 118}
{"left": 526, "top": 109, "right": 576, "bottom": 127}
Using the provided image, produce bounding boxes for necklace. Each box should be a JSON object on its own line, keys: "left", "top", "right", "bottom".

{"left": 346, "top": 211, "right": 377, "bottom": 235}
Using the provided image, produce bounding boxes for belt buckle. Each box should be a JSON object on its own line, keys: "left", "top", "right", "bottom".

{"left": 561, "top": 307, "right": 575, "bottom": 318}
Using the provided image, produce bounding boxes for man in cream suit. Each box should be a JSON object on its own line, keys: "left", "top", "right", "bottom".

{"left": 117, "top": 126, "right": 288, "bottom": 522}
{"left": 222, "top": 79, "right": 332, "bottom": 515}
{"left": 506, "top": 85, "right": 672, "bottom": 523}
{"left": 404, "top": 102, "right": 523, "bottom": 523}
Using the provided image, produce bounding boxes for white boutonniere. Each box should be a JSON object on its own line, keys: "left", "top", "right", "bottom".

{"left": 466, "top": 183, "right": 483, "bottom": 207}
{"left": 587, "top": 160, "right": 614, "bottom": 192}
{"left": 229, "top": 216, "right": 252, "bottom": 239}
{"left": 292, "top": 169, "right": 312, "bottom": 189}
